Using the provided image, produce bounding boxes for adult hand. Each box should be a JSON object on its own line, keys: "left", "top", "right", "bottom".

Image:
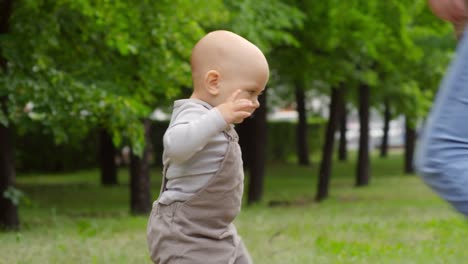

{"left": 428, "top": 0, "right": 467, "bottom": 23}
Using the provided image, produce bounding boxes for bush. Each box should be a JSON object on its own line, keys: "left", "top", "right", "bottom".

{"left": 14, "top": 119, "right": 325, "bottom": 172}
{"left": 267, "top": 120, "right": 325, "bottom": 162}
{"left": 15, "top": 130, "right": 98, "bottom": 173}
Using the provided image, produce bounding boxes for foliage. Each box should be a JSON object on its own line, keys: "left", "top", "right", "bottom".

{"left": 267, "top": 0, "right": 455, "bottom": 124}
{"left": 1, "top": 0, "right": 228, "bottom": 153}
{"left": 223, "top": 0, "right": 304, "bottom": 53}
{"left": 371, "top": 0, "right": 456, "bottom": 123}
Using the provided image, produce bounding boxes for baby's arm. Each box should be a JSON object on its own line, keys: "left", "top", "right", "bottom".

{"left": 164, "top": 106, "right": 227, "bottom": 164}
{"left": 165, "top": 90, "right": 254, "bottom": 163}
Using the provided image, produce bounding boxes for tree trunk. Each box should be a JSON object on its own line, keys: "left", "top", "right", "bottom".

{"left": 129, "top": 120, "right": 152, "bottom": 215}
{"left": 404, "top": 116, "right": 416, "bottom": 174}
{"left": 236, "top": 118, "right": 251, "bottom": 169}
{"left": 247, "top": 91, "right": 267, "bottom": 204}
{"left": 337, "top": 92, "right": 347, "bottom": 161}
{"left": 316, "top": 87, "right": 342, "bottom": 201}
{"left": 99, "top": 129, "right": 118, "bottom": 186}
{"left": 236, "top": 90, "right": 267, "bottom": 204}
{"left": 0, "top": 0, "right": 18, "bottom": 230}
{"left": 380, "top": 98, "right": 391, "bottom": 158}
{"left": 356, "top": 84, "right": 370, "bottom": 186}
{"left": 295, "top": 81, "right": 310, "bottom": 166}
{"left": 0, "top": 122, "right": 19, "bottom": 230}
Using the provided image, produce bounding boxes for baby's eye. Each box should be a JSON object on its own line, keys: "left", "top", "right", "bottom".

{"left": 247, "top": 90, "right": 256, "bottom": 95}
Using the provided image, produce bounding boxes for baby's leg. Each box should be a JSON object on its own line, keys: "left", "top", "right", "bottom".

{"left": 233, "top": 240, "right": 253, "bottom": 264}
{"left": 415, "top": 29, "right": 468, "bottom": 216}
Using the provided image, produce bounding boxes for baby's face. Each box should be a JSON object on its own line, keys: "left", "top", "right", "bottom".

{"left": 219, "top": 70, "right": 268, "bottom": 114}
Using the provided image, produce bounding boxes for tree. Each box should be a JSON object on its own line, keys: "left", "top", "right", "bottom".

{"left": 0, "top": 0, "right": 19, "bottom": 230}
{"left": 316, "top": 87, "right": 342, "bottom": 201}
{"left": 295, "top": 80, "right": 310, "bottom": 166}
{"left": 129, "top": 119, "right": 152, "bottom": 214}
{"left": 266, "top": 0, "right": 355, "bottom": 200}
{"left": 236, "top": 92, "right": 267, "bottom": 204}
{"left": 225, "top": 0, "right": 304, "bottom": 203}
{"left": 303, "top": 0, "right": 379, "bottom": 196}
{"left": 342, "top": 0, "right": 453, "bottom": 186}
{"left": 268, "top": 0, "right": 379, "bottom": 198}
{"left": 380, "top": 98, "right": 391, "bottom": 158}
{"left": 377, "top": 1, "right": 454, "bottom": 174}
{"left": 404, "top": 116, "right": 416, "bottom": 174}
{"left": 337, "top": 91, "right": 348, "bottom": 161}
{"left": 356, "top": 84, "right": 370, "bottom": 186}
{"left": 278, "top": 0, "right": 452, "bottom": 198}
{"left": 99, "top": 129, "right": 117, "bottom": 186}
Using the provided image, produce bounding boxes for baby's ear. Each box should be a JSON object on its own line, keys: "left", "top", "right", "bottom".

{"left": 204, "top": 70, "right": 220, "bottom": 96}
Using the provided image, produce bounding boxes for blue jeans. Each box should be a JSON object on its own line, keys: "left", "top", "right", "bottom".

{"left": 415, "top": 29, "right": 468, "bottom": 216}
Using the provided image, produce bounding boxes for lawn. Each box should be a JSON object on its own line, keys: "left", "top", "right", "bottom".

{"left": 2, "top": 151, "right": 467, "bottom": 264}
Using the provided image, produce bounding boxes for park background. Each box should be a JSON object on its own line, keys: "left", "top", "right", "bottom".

{"left": 1, "top": 0, "right": 468, "bottom": 263}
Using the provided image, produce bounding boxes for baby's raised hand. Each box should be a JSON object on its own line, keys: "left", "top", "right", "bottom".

{"left": 216, "top": 89, "right": 254, "bottom": 124}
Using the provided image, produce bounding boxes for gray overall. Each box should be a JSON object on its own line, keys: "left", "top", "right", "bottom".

{"left": 147, "top": 127, "right": 252, "bottom": 264}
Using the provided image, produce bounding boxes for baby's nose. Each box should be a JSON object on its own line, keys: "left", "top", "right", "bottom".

{"left": 252, "top": 98, "right": 260, "bottom": 108}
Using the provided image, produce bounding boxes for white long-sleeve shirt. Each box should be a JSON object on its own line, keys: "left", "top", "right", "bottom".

{"left": 158, "top": 99, "right": 230, "bottom": 205}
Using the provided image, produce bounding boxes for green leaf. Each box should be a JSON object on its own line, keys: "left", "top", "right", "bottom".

{"left": 28, "top": 112, "right": 46, "bottom": 121}
{"left": 3, "top": 187, "right": 25, "bottom": 206}
{"left": 0, "top": 111, "right": 9, "bottom": 127}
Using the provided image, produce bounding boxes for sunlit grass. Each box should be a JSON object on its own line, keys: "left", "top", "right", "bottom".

{"left": 2, "top": 150, "right": 467, "bottom": 263}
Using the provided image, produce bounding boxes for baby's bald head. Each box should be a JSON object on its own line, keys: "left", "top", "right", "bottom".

{"left": 190, "top": 30, "right": 269, "bottom": 106}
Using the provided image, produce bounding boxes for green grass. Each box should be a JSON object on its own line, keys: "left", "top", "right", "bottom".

{"left": 2, "top": 151, "right": 467, "bottom": 264}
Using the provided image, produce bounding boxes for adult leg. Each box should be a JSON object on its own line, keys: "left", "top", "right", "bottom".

{"left": 415, "top": 29, "right": 468, "bottom": 216}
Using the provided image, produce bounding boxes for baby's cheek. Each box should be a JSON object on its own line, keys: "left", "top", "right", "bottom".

{"left": 238, "top": 93, "right": 251, "bottom": 100}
